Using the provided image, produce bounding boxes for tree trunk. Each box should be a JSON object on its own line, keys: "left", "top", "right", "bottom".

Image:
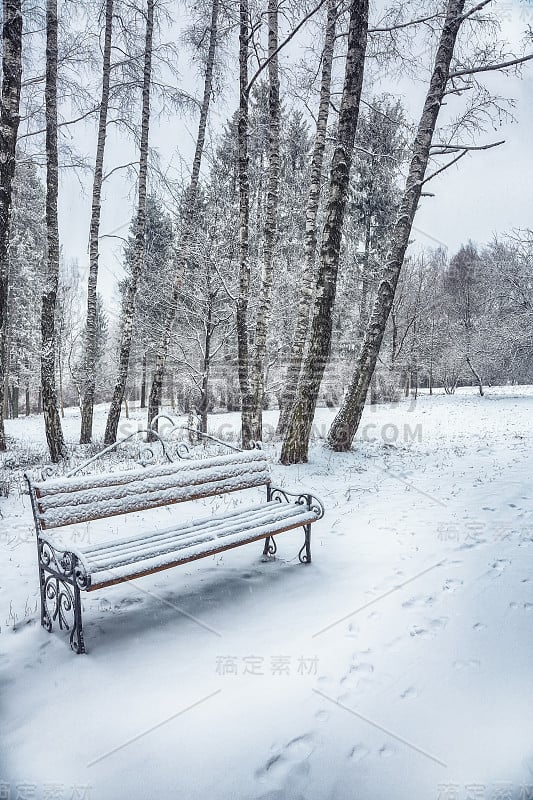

{"left": 11, "top": 383, "right": 18, "bottom": 418}
{"left": 358, "top": 208, "right": 373, "bottom": 335}
{"left": 147, "top": 0, "right": 219, "bottom": 429}
{"left": 280, "top": 0, "right": 369, "bottom": 465}
{"left": 327, "top": 0, "right": 466, "bottom": 452}
{"left": 104, "top": 0, "right": 154, "bottom": 445}
{"left": 236, "top": 0, "right": 253, "bottom": 447}
{"left": 25, "top": 385, "right": 30, "bottom": 415}
{"left": 466, "top": 355, "right": 484, "bottom": 396}
{"left": 249, "top": 0, "right": 280, "bottom": 442}
{"left": 80, "top": 0, "right": 114, "bottom": 443}
{"left": 0, "top": 0, "right": 22, "bottom": 451}
{"left": 41, "top": 0, "right": 66, "bottom": 462}
{"left": 276, "top": 0, "right": 337, "bottom": 437}
{"left": 199, "top": 301, "right": 212, "bottom": 435}
{"left": 140, "top": 350, "right": 147, "bottom": 408}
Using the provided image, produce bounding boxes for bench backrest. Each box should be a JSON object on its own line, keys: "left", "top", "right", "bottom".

{"left": 31, "top": 450, "right": 271, "bottom": 530}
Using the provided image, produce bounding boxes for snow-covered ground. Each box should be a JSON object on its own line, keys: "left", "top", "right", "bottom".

{"left": 1, "top": 389, "right": 532, "bottom": 800}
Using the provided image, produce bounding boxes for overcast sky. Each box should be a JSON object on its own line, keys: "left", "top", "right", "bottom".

{"left": 56, "top": 0, "right": 533, "bottom": 311}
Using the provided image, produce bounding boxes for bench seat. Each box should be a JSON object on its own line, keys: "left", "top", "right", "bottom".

{"left": 44, "top": 499, "right": 320, "bottom": 590}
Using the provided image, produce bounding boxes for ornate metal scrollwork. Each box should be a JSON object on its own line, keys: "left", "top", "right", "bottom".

{"left": 298, "top": 540, "right": 311, "bottom": 564}
{"left": 263, "top": 537, "right": 277, "bottom": 557}
{"left": 268, "top": 487, "right": 324, "bottom": 521}
{"left": 38, "top": 539, "right": 86, "bottom": 653}
{"left": 267, "top": 486, "right": 323, "bottom": 565}
{"left": 40, "top": 464, "right": 58, "bottom": 481}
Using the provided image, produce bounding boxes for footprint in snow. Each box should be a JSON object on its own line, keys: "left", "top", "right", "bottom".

{"left": 453, "top": 659, "right": 480, "bottom": 670}
{"left": 348, "top": 744, "right": 369, "bottom": 762}
{"left": 379, "top": 744, "right": 395, "bottom": 758}
{"left": 443, "top": 579, "right": 463, "bottom": 592}
{"left": 491, "top": 559, "right": 511, "bottom": 573}
{"left": 410, "top": 618, "right": 448, "bottom": 638}
{"left": 255, "top": 734, "right": 314, "bottom": 787}
{"left": 349, "top": 662, "right": 374, "bottom": 675}
{"left": 402, "top": 594, "right": 435, "bottom": 609}
{"left": 400, "top": 686, "right": 418, "bottom": 699}
{"left": 473, "top": 622, "right": 486, "bottom": 631}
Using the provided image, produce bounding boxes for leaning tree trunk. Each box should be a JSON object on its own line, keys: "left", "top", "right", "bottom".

{"left": 249, "top": 0, "right": 280, "bottom": 442}
{"left": 147, "top": 0, "right": 219, "bottom": 430}
{"left": 466, "top": 355, "right": 483, "bottom": 396}
{"left": 276, "top": 0, "right": 338, "bottom": 437}
{"left": 80, "top": 0, "right": 114, "bottom": 444}
{"left": 236, "top": 0, "right": 253, "bottom": 446}
{"left": 327, "top": 0, "right": 466, "bottom": 451}
{"left": 280, "top": 0, "right": 369, "bottom": 465}
{"left": 41, "top": 0, "right": 66, "bottom": 462}
{"left": 104, "top": 0, "right": 153, "bottom": 445}
{"left": 0, "top": 0, "right": 22, "bottom": 452}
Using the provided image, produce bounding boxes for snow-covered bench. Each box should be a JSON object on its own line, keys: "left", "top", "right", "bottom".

{"left": 25, "top": 440, "right": 324, "bottom": 654}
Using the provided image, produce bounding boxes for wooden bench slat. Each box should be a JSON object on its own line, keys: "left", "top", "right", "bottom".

{"left": 80, "top": 502, "right": 313, "bottom": 573}
{"left": 87, "top": 511, "right": 319, "bottom": 589}
{"left": 37, "top": 457, "right": 269, "bottom": 512}
{"left": 34, "top": 450, "right": 267, "bottom": 496}
{"left": 81, "top": 500, "right": 283, "bottom": 557}
{"left": 38, "top": 467, "right": 271, "bottom": 529}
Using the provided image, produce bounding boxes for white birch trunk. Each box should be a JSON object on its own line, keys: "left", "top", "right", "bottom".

{"left": 249, "top": 0, "right": 280, "bottom": 443}
{"left": 104, "top": 0, "right": 154, "bottom": 445}
{"left": 80, "top": 0, "right": 114, "bottom": 444}
{"left": 41, "top": 0, "right": 66, "bottom": 462}
{"left": 0, "top": 0, "right": 22, "bottom": 451}
{"left": 280, "top": 0, "right": 369, "bottom": 465}
{"left": 276, "top": 0, "right": 338, "bottom": 436}
{"left": 147, "top": 0, "right": 219, "bottom": 430}
{"left": 327, "top": 0, "right": 467, "bottom": 451}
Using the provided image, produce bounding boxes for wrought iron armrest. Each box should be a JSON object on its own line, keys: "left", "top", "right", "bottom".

{"left": 38, "top": 534, "right": 91, "bottom": 590}
{"left": 268, "top": 485, "right": 325, "bottom": 520}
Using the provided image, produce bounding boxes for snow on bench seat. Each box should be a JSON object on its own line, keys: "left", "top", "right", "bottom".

{"left": 43, "top": 500, "right": 319, "bottom": 590}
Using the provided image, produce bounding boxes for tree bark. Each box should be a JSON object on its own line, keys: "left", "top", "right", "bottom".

{"left": 104, "top": 0, "right": 154, "bottom": 445}
{"left": 236, "top": 0, "right": 253, "bottom": 446}
{"left": 147, "top": 0, "right": 219, "bottom": 429}
{"left": 466, "top": 355, "right": 483, "bottom": 395}
{"left": 276, "top": 0, "right": 338, "bottom": 436}
{"left": 327, "top": 0, "right": 466, "bottom": 451}
{"left": 41, "top": 0, "right": 66, "bottom": 462}
{"left": 0, "top": 0, "right": 22, "bottom": 451}
{"left": 280, "top": 0, "right": 369, "bottom": 465}
{"left": 249, "top": 0, "right": 280, "bottom": 442}
{"left": 80, "top": 0, "right": 114, "bottom": 443}
{"left": 140, "top": 349, "right": 147, "bottom": 408}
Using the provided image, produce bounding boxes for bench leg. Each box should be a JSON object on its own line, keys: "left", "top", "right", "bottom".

{"left": 298, "top": 524, "right": 312, "bottom": 564}
{"left": 262, "top": 536, "right": 277, "bottom": 558}
{"left": 38, "top": 540, "right": 86, "bottom": 654}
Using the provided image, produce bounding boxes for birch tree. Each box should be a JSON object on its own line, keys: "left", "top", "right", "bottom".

{"left": 280, "top": 0, "right": 369, "bottom": 464}
{"left": 41, "top": 0, "right": 66, "bottom": 462}
{"left": 0, "top": 0, "right": 22, "bottom": 451}
{"left": 249, "top": 0, "right": 280, "bottom": 442}
{"left": 104, "top": 0, "right": 154, "bottom": 445}
{"left": 79, "top": 0, "right": 114, "bottom": 444}
{"left": 276, "top": 0, "right": 338, "bottom": 436}
{"left": 327, "top": 0, "right": 533, "bottom": 450}
{"left": 236, "top": 0, "right": 253, "bottom": 445}
{"left": 147, "top": 0, "right": 220, "bottom": 430}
